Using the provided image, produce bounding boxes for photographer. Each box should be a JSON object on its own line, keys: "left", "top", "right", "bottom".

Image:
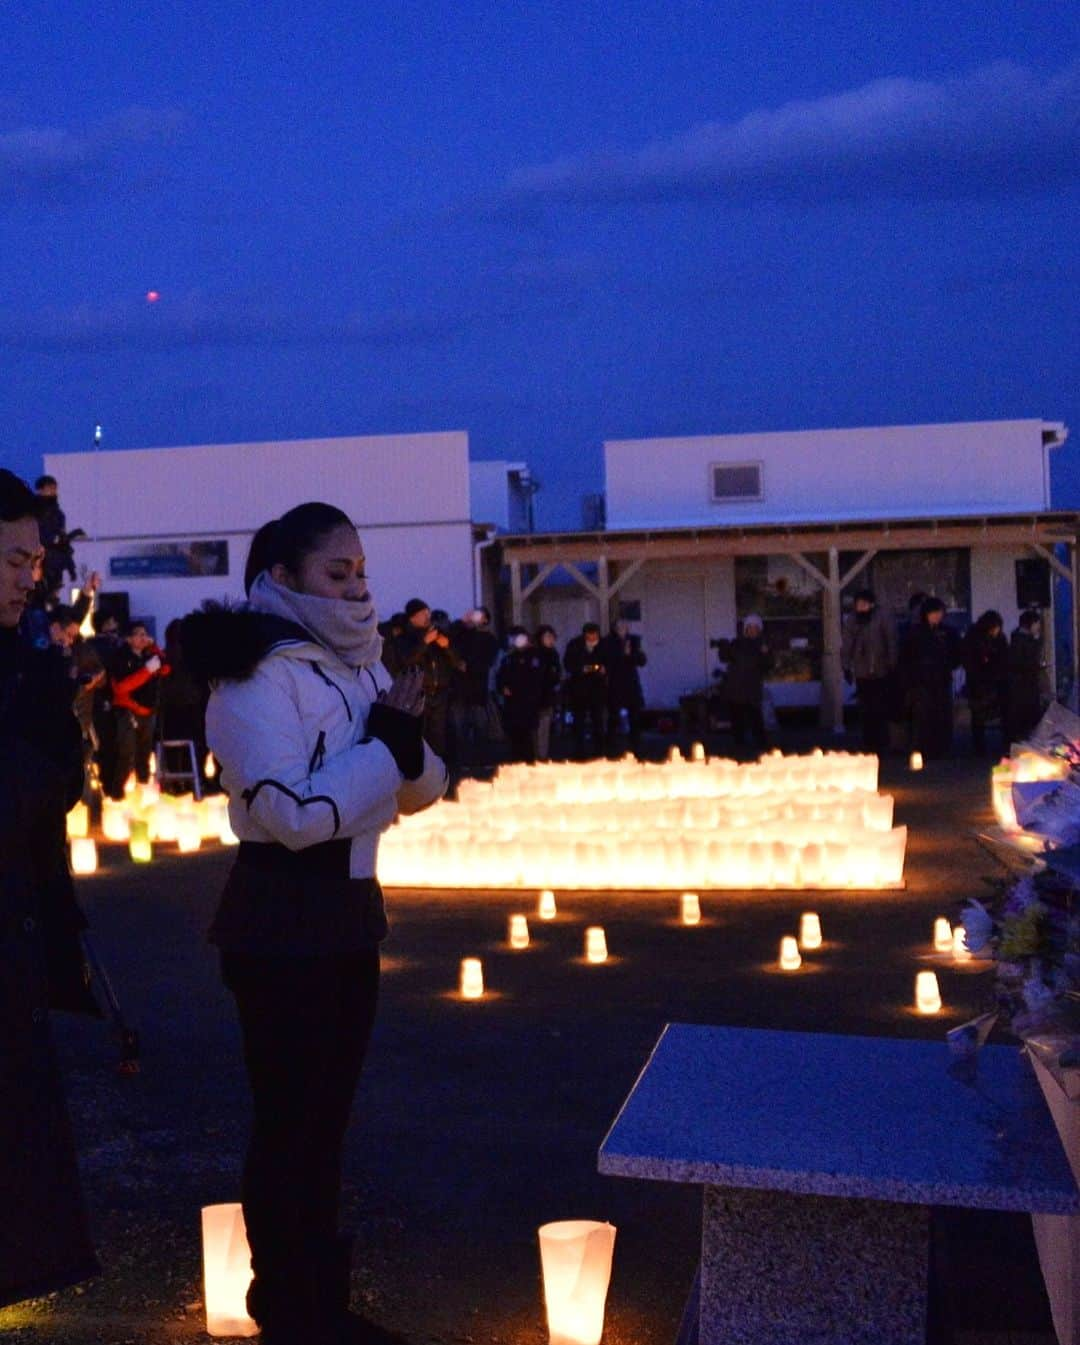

{"left": 1, "top": 469, "right": 99, "bottom": 1309}
{"left": 563, "top": 622, "right": 608, "bottom": 760}
{"left": 599, "top": 619, "right": 647, "bottom": 757}
{"left": 395, "top": 598, "right": 464, "bottom": 763}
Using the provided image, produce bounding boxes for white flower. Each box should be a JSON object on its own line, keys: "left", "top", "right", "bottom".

{"left": 960, "top": 899, "right": 994, "bottom": 954}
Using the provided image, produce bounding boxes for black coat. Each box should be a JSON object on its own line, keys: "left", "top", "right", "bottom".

{"left": 453, "top": 626, "right": 500, "bottom": 706}
{"left": 718, "top": 635, "right": 772, "bottom": 706}
{"left": 1007, "top": 629, "right": 1045, "bottom": 736}
{"left": 599, "top": 633, "right": 647, "bottom": 709}
{"left": 901, "top": 621, "right": 961, "bottom": 693}
{"left": 536, "top": 645, "right": 562, "bottom": 710}
{"left": 0, "top": 625, "right": 99, "bottom": 1308}
{"left": 563, "top": 636, "right": 608, "bottom": 708}
{"left": 496, "top": 648, "right": 546, "bottom": 730}
{"left": 962, "top": 627, "right": 1008, "bottom": 718}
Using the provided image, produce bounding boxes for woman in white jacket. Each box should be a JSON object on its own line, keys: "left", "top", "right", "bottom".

{"left": 182, "top": 502, "right": 446, "bottom": 1345}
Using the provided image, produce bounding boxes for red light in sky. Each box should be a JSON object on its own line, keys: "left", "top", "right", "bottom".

{"left": 145, "top": 290, "right": 160, "bottom": 303}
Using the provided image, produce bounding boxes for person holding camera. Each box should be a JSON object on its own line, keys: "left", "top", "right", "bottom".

{"left": 395, "top": 598, "right": 464, "bottom": 765}
{"left": 1, "top": 469, "right": 99, "bottom": 1310}
{"left": 715, "top": 614, "right": 772, "bottom": 753}
{"left": 182, "top": 502, "right": 447, "bottom": 1345}
{"left": 599, "top": 619, "right": 647, "bottom": 757}
{"left": 563, "top": 621, "right": 609, "bottom": 759}
{"left": 110, "top": 621, "right": 171, "bottom": 789}
{"left": 496, "top": 626, "right": 546, "bottom": 763}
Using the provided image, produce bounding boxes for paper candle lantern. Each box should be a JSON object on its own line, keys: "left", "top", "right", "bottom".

{"left": 690, "top": 742, "right": 706, "bottom": 762}
{"left": 509, "top": 914, "right": 530, "bottom": 949}
{"left": 148, "top": 751, "right": 157, "bottom": 778}
{"left": 154, "top": 799, "right": 179, "bottom": 843}
{"left": 460, "top": 958, "right": 484, "bottom": 999}
{"left": 933, "top": 917, "right": 953, "bottom": 953}
{"left": 201, "top": 1203, "right": 257, "bottom": 1337}
{"left": 66, "top": 801, "right": 89, "bottom": 839}
{"left": 779, "top": 935, "right": 802, "bottom": 971}
{"left": 799, "top": 912, "right": 822, "bottom": 950}
{"left": 70, "top": 837, "right": 98, "bottom": 876}
{"left": 176, "top": 809, "right": 202, "bottom": 853}
{"left": 128, "top": 818, "right": 153, "bottom": 864}
{"left": 123, "top": 772, "right": 137, "bottom": 798}
{"left": 101, "top": 798, "right": 131, "bottom": 843}
{"left": 539, "top": 890, "right": 557, "bottom": 920}
{"left": 951, "top": 925, "right": 972, "bottom": 962}
{"left": 915, "top": 970, "right": 942, "bottom": 1014}
{"left": 680, "top": 892, "right": 701, "bottom": 926}
{"left": 585, "top": 927, "right": 608, "bottom": 964}
{"left": 538, "top": 1220, "right": 616, "bottom": 1345}
{"left": 204, "top": 752, "right": 218, "bottom": 780}
{"left": 909, "top": 751, "right": 924, "bottom": 772}
{"left": 219, "top": 811, "right": 239, "bottom": 846}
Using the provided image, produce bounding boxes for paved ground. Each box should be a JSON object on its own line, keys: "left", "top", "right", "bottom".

{"left": 0, "top": 731, "right": 1060, "bottom": 1344}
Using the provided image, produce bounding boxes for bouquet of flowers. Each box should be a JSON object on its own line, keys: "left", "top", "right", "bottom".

{"left": 960, "top": 857, "right": 1080, "bottom": 1064}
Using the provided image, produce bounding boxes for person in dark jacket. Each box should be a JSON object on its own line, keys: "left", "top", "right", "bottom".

{"left": 394, "top": 598, "right": 465, "bottom": 765}
{"left": 157, "top": 618, "right": 210, "bottom": 784}
{"left": 34, "top": 474, "right": 78, "bottom": 601}
{"left": 841, "top": 589, "right": 897, "bottom": 754}
{"left": 0, "top": 469, "right": 99, "bottom": 1310}
{"left": 496, "top": 627, "right": 546, "bottom": 763}
{"left": 962, "top": 610, "right": 1009, "bottom": 756}
{"left": 717, "top": 614, "right": 772, "bottom": 752}
{"left": 451, "top": 607, "right": 501, "bottom": 764}
{"left": 903, "top": 597, "right": 962, "bottom": 758}
{"left": 534, "top": 625, "right": 562, "bottom": 761}
{"left": 599, "top": 619, "right": 647, "bottom": 756}
{"left": 182, "top": 503, "right": 446, "bottom": 1345}
{"left": 1006, "top": 609, "right": 1047, "bottom": 745}
{"left": 563, "top": 622, "right": 608, "bottom": 759}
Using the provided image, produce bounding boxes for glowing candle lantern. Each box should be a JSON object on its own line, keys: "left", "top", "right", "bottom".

{"left": 70, "top": 837, "right": 98, "bottom": 876}
{"left": 915, "top": 970, "right": 942, "bottom": 1015}
{"left": 205, "top": 752, "right": 218, "bottom": 781}
{"left": 460, "top": 957, "right": 484, "bottom": 999}
{"left": 201, "top": 1203, "right": 257, "bottom": 1337}
{"left": 101, "top": 798, "right": 131, "bottom": 843}
{"left": 509, "top": 914, "right": 530, "bottom": 949}
{"left": 123, "top": 772, "right": 138, "bottom": 799}
{"left": 690, "top": 742, "right": 706, "bottom": 762}
{"left": 680, "top": 892, "right": 701, "bottom": 926}
{"left": 951, "top": 925, "right": 972, "bottom": 963}
{"left": 933, "top": 917, "right": 953, "bottom": 953}
{"left": 799, "top": 912, "right": 822, "bottom": 950}
{"left": 176, "top": 809, "right": 202, "bottom": 853}
{"left": 154, "top": 799, "right": 179, "bottom": 843}
{"left": 539, "top": 890, "right": 557, "bottom": 920}
{"left": 128, "top": 818, "right": 152, "bottom": 864}
{"left": 66, "top": 801, "right": 89, "bottom": 839}
{"left": 538, "top": 1220, "right": 616, "bottom": 1345}
{"left": 585, "top": 927, "right": 608, "bottom": 964}
{"left": 219, "top": 811, "right": 239, "bottom": 846}
{"left": 779, "top": 935, "right": 802, "bottom": 970}
{"left": 148, "top": 752, "right": 157, "bottom": 779}
{"left": 909, "top": 751, "right": 924, "bottom": 772}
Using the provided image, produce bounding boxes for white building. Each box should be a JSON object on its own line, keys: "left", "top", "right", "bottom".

{"left": 502, "top": 418, "right": 1075, "bottom": 722}
{"left": 46, "top": 432, "right": 529, "bottom": 637}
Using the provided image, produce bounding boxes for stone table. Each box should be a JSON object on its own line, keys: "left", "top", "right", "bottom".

{"left": 598, "top": 1025, "right": 1080, "bottom": 1345}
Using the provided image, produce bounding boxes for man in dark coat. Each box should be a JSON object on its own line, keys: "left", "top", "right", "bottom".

{"left": 716, "top": 614, "right": 772, "bottom": 752}
{"left": 563, "top": 622, "right": 608, "bottom": 759}
{"left": 451, "top": 607, "right": 501, "bottom": 763}
{"left": 961, "top": 610, "right": 1009, "bottom": 756}
{"left": 902, "top": 596, "right": 962, "bottom": 758}
{"left": 599, "top": 619, "right": 647, "bottom": 757}
{"left": 841, "top": 589, "right": 897, "bottom": 754}
{"left": 395, "top": 598, "right": 465, "bottom": 763}
{"left": 0, "top": 468, "right": 99, "bottom": 1309}
{"left": 1006, "top": 609, "right": 1047, "bottom": 745}
{"left": 496, "top": 627, "right": 546, "bottom": 763}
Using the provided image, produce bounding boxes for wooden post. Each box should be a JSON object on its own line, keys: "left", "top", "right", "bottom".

{"left": 597, "top": 557, "right": 611, "bottom": 634}
{"left": 820, "top": 548, "right": 844, "bottom": 734}
{"left": 510, "top": 559, "right": 523, "bottom": 628}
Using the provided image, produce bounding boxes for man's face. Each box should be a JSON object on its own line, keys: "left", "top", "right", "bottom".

{"left": 584, "top": 632, "right": 599, "bottom": 651}
{"left": 927, "top": 610, "right": 944, "bottom": 628}
{"left": 0, "top": 516, "right": 43, "bottom": 629}
{"left": 101, "top": 616, "right": 119, "bottom": 639}
{"left": 854, "top": 599, "right": 872, "bottom": 615}
{"left": 410, "top": 608, "right": 431, "bottom": 630}
{"left": 127, "top": 627, "right": 152, "bottom": 653}
{"left": 36, "top": 483, "right": 57, "bottom": 500}
{"left": 49, "top": 620, "right": 77, "bottom": 650}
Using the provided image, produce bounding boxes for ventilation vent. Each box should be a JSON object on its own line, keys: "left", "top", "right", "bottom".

{"left": 710, "top": 462, "right": 762, "bottom": 502}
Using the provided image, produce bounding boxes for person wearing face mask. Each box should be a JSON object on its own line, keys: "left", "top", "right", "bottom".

{"left": 181, "top": 503, "right": 447, "bottom": 1345}
{"left": 0, "top": 469, "right": 100, "bottom": 1312}
{"left": 1006, "top": 609, "right": 1048, "bottom": 745}
{"left": 496, "top": 626, "right": 545, "bottom": 763}
{"left": 840, "top": 589, "right": 896, "bottom": 754}
{"left": 563, "top": 621, "right": 608, "bottom": 760}
{"left": 533, "top": 626, "right": 562, "bottom": 761}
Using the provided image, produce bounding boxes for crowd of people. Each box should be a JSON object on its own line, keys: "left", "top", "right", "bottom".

{"left": 378, "top": 601, "right": 648, "bottom": 767}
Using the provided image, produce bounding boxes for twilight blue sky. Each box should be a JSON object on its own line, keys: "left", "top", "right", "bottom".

{"left": 2, "top": 2, "right": 1078, "bottom": 528}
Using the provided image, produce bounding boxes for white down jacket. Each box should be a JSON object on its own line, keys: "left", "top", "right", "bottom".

{"left": 205, "top": 631, "right": 447, "bottom": 879}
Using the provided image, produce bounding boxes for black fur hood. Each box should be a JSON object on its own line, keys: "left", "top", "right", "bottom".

{"left": 180, "top": 602, "right": 313, "bottom": 684}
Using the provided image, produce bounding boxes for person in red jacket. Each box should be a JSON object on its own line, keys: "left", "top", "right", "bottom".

{"left": 109, "top": 621, "right": 171, "bottom": 793}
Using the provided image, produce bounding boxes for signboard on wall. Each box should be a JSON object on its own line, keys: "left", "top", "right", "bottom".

{"left": 109, "top": 540, "right": 229, "bottom": 579}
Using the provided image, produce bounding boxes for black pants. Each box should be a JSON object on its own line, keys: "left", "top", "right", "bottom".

{"left": 221, "top": 950, "right": 380, "bottom": 1317}
{"left": 606, "top": 703, "right": 642, "bottom": 755}
{"left": 729, "top": 701, "right": 766, "bottom": 749}
{"left": 855, "top": 677, "right": 891, "bottom": 754}
{"left": 911, "top": 685, "right": 954, "bottom": 758}
{"left": 571, "top": 701, "right": 606, "bottom": 758}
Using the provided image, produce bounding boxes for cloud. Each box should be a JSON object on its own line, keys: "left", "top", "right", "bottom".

{"left": 0, "top": 107, "right": 183, "bottom": 204}
{"left": 504, "top": 59, "right": 1080, "bottom": 206}
{"left": 0, "top": 292, "right": 464, "bottom": 354}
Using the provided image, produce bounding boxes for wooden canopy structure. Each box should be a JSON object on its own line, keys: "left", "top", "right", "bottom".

{"left": 496, "top": 511, "right": 1080, "bottom": 731}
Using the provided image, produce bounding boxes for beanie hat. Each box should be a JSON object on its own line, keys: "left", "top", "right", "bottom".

{"left": 404, "top": 598, "right": 429, "bottom": 619}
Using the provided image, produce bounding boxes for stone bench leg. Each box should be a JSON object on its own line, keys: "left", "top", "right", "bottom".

{"left": 700, "top": 1185, "right": 929, "bottom": 1345}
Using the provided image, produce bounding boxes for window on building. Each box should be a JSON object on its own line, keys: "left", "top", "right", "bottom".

{"left": 710, "top": 462, "right": 763, "bottom": 503}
